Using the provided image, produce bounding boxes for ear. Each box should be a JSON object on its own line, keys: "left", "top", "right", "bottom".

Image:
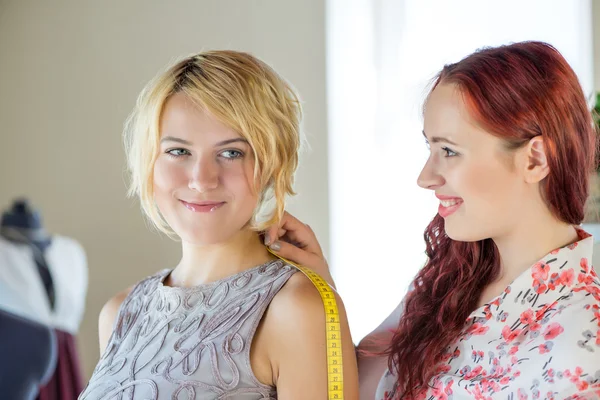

{"left": 522, "top": 136, "right": 550, "bottom": 183}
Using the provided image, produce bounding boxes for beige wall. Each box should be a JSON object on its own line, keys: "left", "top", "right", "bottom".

{"left": 0, "top": 0, "right": 328, "bottom": 378}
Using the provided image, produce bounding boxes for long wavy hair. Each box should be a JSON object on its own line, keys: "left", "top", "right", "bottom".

{"left": 387, "top": 41, "right": 597, "bottom": 398}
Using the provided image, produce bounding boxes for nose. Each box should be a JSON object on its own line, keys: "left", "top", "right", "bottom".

{"left": 188, "top": 156, "right": 219, "bottom": 192}
{"left": 417, "top": 156, "right": 445, "bottom": 190}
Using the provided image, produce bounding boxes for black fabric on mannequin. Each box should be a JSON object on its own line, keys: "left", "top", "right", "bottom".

{"left": 0, "top": 308, "right": 57, "bottom": 399}
{"left": 1, "top": 198, "right": 55, "bottom": 309}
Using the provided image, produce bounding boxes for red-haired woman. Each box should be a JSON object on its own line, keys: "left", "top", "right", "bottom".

{"left": 264, "top": 41, "right": 600, "bottom": 399}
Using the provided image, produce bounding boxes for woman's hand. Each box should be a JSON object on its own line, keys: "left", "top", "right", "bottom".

{"left": 264, "top": 211, "right": 336, "bottom": 289}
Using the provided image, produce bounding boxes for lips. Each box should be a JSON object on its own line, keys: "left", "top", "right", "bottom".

{"left": 436, "top": 194, "right": 463, "bottom": 218}
{"left": 180, "top": 200, "right": 226, "bottom": 213}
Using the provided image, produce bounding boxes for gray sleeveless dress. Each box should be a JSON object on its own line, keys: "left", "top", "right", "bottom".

{"left": 79, "top": 260, "right": 298, "bottom": 400}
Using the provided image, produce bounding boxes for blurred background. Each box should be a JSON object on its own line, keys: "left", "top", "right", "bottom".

{"left": 0, "top": 0, "right": 597, "bottom": 389}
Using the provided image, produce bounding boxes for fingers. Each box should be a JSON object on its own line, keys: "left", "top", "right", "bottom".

{"left": 264, "top": 215, "right": 292, "bottom": 245}
{"left": 264, "top": 211, "right": 322, "bottom": 253}
{"left": 269, "top": 239, "right": 319, "bottom": 270}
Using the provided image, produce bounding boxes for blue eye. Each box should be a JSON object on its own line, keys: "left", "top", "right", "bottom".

{"left": 166, "top": 148, "right": 190, "bottom": 157}
{"left": 220, "top": 150, "right": 244, "bottom": 160}
{"left": 442, "top": 147, "right": 458, "bottom": 157}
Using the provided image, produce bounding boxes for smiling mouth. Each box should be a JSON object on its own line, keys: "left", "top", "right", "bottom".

{"left": 180, "top": 200, "right": 226, "bottom": 213}
{"left": 440, "top": 199, "right": 461, "bottom": 207}
{"left": 438, "top": 199, "right": 463, "bottom": 218}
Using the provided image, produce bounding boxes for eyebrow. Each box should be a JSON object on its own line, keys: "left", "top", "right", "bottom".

{"left": 160, "top": 136, "right": 249, "bottom": 147}
{"left": 422, "top": 130, "right": 459, "bottom": 146}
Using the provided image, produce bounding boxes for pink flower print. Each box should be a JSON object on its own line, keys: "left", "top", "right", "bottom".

{"left": 581, "top": 258, "right": 590, "bottom": 273}
{"left": 483, "top": 306, "right": 493, "bottom": 320}
{"left": 567, "top": 242, "right": 579, "bottom": 250}
{"left": 596, "top": 330, "right": 600, "bottom": 346}
{"left": 518, "top": 387, "right": 528, "bottom": 400}
{"left": 529, "top": 321, "right": 541, "bottom": 332}
{"left": 500, "top": 376, "right": 510, "bottom": 385}
{"left": 465, "top": 365, "right": 484, "bottom": 380}
{"left": 539, "top": 342, "right": 552, "bottom": 354}
{"left": 444, "top": 379, "right": 454, "bottom": 395}
{"left": 534, "top": 279, "right": 548, "bottom": 295}
{"left": 548, "top": 272, "right": 560, "bottom": 290}
{"left": 509, "top": 346, "right": 519, "bottom": 355}
{"left": 578, "top": 273, "right": 595, "bottom": 285}
{"left": 543, "top": 323, "right": 564, "bottom": 340}
{"left": 502, "top": 326, "right": 523, "bottom": 343}
{"left": 587, "top": 285, "right": 600, "bottom": 302}
{"left": 470, "top": 384, "right": 492, "bottom": 400}
{"left": 576, "top": 380, "right": 589, "bottom": 391}
{"left": 535, "top": 302, "right": 557, "bottom": 321}
{"left": 491, "top": 381, "right": 501, "bottom": 393}
{"left": 533, "top": 262, "right": 550, "bottom": 281}
{"left": 535, "top": 308, "right": 547, "bottom": 320}
{"left": 431, "top": 378, "right": 454, "bottom": 399}
{"left": 520, "top": 309, "right": 534, "bottom": 325}
{"left": 470, "top": 322, "right": 490, "bottom": 336}
{"left": 559, "top": 269, "right": 574, "bottom": 287}
{"left": 513, "top": 370, "right": 521, "bottom": 378}
{"left": 433, "top": 363, "right": 451, "bottom": 375}
{"left": 431, "top": 380, "right": 447, "bottom": 399}
{"left": 564, "top": 369, "right": 572, "bottom": 378}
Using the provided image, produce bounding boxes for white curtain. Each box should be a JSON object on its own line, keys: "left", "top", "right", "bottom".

{"left": 326, "top": 0, "right": 594, "bottom": 341}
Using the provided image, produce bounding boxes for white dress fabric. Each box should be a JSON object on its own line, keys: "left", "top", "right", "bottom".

{"left": 376, "top": 230, "right": 600, "bottom": 400}
{"left": 0, "top": 235, "right": 88, "bottom": 333}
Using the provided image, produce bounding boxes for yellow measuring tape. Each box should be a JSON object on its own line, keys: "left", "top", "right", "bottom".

{"left": 267, "top": 248, "right": 344, "bottom": 400}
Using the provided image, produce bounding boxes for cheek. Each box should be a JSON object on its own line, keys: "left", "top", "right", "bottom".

{"left": 153, "top": 158, "right": 185, "bottom": 194}
{"left": 224, "top": 170, "right": 257, "bottom": 204}
{"left": 223, "top": 160, "right": 257, "bottom": 198}
{"left": 456, "top": 162, "right": 518, "bottom": 211}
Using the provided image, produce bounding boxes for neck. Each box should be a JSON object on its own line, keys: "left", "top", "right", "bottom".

{"left": 492, "top": 207, "right": 579, "bottom": 287}
{"left": 167, "top": 229, "right": 275, "bottom": 287}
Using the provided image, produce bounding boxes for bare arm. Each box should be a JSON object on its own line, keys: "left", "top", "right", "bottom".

{"left": 265, "top": 211, "right": 409, "bottom": 398}
{"left": 97, "top": 287, "right": 132, "bottom": 356}
{"left": 263, "top": 273, "right": 359, "bottom": 399}
{"left": 357, "top": 298, "right": 406, "bottom": 399}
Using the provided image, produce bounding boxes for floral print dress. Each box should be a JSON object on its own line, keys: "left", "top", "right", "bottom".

{"left": 376, "top": 230, "right": 600, "bottom": 400}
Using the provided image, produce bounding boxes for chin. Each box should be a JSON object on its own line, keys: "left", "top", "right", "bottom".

{"left": 168, "top": 223, "right": 229, "bottom": 245}
{"left": 444, "top": 223, "right": 487, "bottom": 243}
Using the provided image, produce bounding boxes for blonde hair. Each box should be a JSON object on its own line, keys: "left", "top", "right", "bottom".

{"left": 124, "top": 50, "right": 302, "bottom": 235}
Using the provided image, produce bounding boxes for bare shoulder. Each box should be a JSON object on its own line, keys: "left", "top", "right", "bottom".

{"left": 98, "top": 286, "right": 134, "bottom": 355}
{"left": 270, "top": 270, "right": 328, "bottom": 315}
{"left": 262, "top": 269, "right": 359, "bottom": 398}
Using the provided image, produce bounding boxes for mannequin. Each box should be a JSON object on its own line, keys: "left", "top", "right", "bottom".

{"left": 0, "top": 199, "right": 55, "bottom": 308}
{"left": 0, "top": 198, "right": 88, "bottom": 399}
{"left": 0, "top": 308, "right": 56, "bottom": 399}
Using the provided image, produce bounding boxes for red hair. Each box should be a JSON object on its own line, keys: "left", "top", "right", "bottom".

{"left": 387, "top": 42, "right": 597, "bottom": 397}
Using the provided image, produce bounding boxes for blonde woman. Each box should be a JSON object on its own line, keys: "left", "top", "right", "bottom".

{"left": 80, "top": 51, "right": 358, "bottom": 399}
